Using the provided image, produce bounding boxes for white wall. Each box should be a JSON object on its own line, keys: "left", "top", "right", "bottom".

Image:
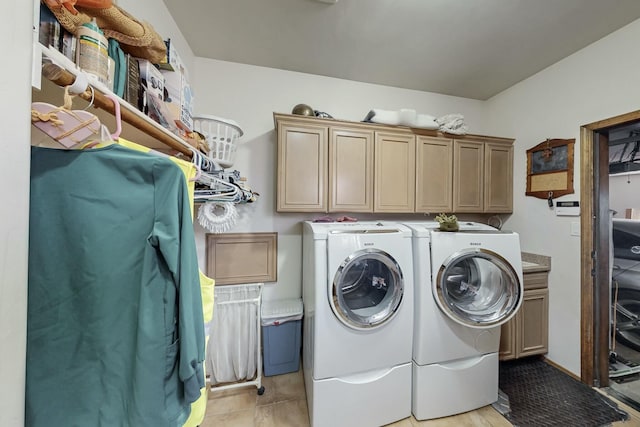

{"left": 191, "top": 58, "right": 487, "bottom": 301}
{"left": 611, "top": 173, "right": 640, "bottom": 218}
{"left": 485, "top": 18, "right": 640, "bottom": 376}
{"left": 1, "top": 1, "right": 34, "bottom": 425}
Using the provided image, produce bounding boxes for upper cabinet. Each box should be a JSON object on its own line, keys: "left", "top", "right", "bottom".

{"left": 453, "top": 137, "right": 514, "bottom": 213}
{"left": 374, "top": 131, "right": 415, "bottom": 213}
{"left": 416, "top": 136, "right": 453, "bottom": 213}
{"left": 484, "top": 142, "right": 514, "bottom": 212}
{"left": 276, "top": 120, "right": 328, "bottom": 212}
{"left": 418, "top": 135, "right": 514, "bottom": 214}
{"left": 274, "top": 113, "right": 514, "bottom": 214}
{"left": 329, "top": 127, "right": 374, "bottom": 212}
{"left": 453, "top": 138, "right": 485, "bottom": 212}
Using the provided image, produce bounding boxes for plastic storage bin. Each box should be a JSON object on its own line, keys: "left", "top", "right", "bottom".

{"left": 261, "top": 298, "right": 303, "bottom": 376}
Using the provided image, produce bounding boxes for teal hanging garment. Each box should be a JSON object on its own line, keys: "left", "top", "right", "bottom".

{"left": 108, "top": 38, "right": 126, "bottom": 98}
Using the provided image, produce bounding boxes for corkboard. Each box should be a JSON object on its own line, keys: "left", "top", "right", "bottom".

{"left": 526, "top": 139, "right": 575, "bottom": 199}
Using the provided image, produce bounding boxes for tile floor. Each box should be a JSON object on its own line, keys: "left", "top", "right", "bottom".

{"left": 200, "top": 368, "right": 640, "bottom": 426}
{"left": 200, "top": 370, "right": 308, "bottom": 427}
{"left": 199, "top": 369, "right": 512, "bottom": 427}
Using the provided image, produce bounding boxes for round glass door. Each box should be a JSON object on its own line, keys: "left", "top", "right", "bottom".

{"left": 435, "top": 248, "right": 521, "bottom": 328}
{"left": 330, "top": 249, "right": 404, "bottom": 330}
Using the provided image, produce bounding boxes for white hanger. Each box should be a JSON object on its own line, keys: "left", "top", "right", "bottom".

{"left": 81, "top": 92, "right": 122, "bottom": 148}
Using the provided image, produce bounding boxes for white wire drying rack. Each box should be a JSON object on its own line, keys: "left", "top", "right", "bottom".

{"left": 208, "top": 283, "right": 265, "bottom": 396}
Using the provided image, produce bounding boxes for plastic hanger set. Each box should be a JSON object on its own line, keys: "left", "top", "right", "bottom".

{"left": 31, "top": 69, "right": 241, "bottom": 198}
{"left": 31, "top": 72, "right": 122, "bottom": 148}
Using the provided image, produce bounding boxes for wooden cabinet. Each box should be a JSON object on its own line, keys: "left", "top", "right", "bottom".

{"left": 499, "top": 271, "right": 549, "bottom": 361}
{"left": 453, "top": 138, "right": 484, "bottom": 212}
{"left": 452, "top": 137, "right": 514, "bottom": 213}
{"left": 276, "top": 121, "right": 328, "bottom": 212}
{"left": 274, "top": 113, "right": 513, "bottom": 214}
{"left": 329, "top": 127, "right": 374, "bottom": 212}
{"left": 418, "top": 135, "right": 513, "bottom": 214}
{"left": 416, "top": 136, "right": 453, "bottom": 212}
{"left": 374, "top": 131, "right": 415, "bottom": 213}
{"left": 484, "top": 143, "right": 514, "bottom": 212}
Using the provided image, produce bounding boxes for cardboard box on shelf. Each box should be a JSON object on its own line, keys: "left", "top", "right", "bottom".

{"left": 144, "top": 89, "right": 177, "bottom": 132}
{"left": 625, "top": 208, "right": 640, "bottom": 219}
{"left": 137, "top": 58, "right": 164, "bottom": 102}
{"left": 161, "top": 67, "right": 193, "bottom": 132}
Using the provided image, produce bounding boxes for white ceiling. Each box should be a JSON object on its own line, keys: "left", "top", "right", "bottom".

{"left": 162, "top": 0, "right": 640, "bottom": 100}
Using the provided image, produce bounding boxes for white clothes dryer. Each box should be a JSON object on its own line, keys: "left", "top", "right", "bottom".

{"left": 403, "top": 221, "right": 523, "bottom": 420}
{"left": 302, "top": 221, "right": 414, "bottom": 427}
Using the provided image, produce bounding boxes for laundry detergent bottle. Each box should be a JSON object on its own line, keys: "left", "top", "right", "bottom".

{"left": 76, "top": 18, "right": 109, "bottom": 85}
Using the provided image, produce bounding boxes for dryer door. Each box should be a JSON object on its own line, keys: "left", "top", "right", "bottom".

{"left": 434, "top": 248, "right": 521, "bottom": 328}
{"left": 331, "top": 249, "right": 404, "bottom": 330}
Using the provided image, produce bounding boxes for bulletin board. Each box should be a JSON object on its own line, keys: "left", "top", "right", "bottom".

{"left": 526, "top": 138, "right": 575, "bottom": 199}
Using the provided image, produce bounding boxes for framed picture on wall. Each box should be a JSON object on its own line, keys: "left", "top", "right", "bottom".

{"left": 526, "top": 138, "right": 575, "bottom": 199}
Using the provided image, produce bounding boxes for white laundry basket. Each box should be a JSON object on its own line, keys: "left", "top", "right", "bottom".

{"left": 192, "top": 115, "right": 244, "bottom": 169}
{"left": 207, "top": 283, "right": 265, "bottom": 395}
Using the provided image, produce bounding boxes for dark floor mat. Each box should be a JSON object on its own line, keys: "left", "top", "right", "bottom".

{"left": 499, "top": 358, "right": 628, "bottom": 427}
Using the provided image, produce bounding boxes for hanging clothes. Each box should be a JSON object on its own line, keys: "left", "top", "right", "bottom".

{"left": 27, "top": 144, "right": 205, "bottom": 427}
{"left": 77, "top": 136, "right": 216, "bottom": 427}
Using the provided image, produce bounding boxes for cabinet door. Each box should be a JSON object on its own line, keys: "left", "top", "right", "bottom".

{"left": 453, "top": 139, "right": 484, "bottom": 212}
{"left": 516, "top": 288, "right": 549, "bottom": 358}
{"left": 374, "top": 131, "right": 416, "bottom": 213}
{"left": 484, "top": 143, "right": 513, "bottom": 212}
{"left": 329, "top": 127, "right": 374, "bottom": 212}
{"left": 277, "top": 122, "right": 328, "bottom": 212}
{"left": 416, "top": 136, "right": 453, "bottom": 213}
{"left": 499, "top": 317, "right": 517, "bottom": 361}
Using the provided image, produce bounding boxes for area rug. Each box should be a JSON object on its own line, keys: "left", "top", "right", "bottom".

{"left": 498, "top": 358, "right": 628, "bottom": 427}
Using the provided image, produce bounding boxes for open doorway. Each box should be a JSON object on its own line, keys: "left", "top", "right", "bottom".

{"left": 581, "top": 111, "right": 640, "bottom": 408}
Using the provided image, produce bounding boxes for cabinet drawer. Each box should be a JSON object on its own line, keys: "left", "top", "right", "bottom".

{"left": 523, "top": 272, "right": 548, "bottom": 290}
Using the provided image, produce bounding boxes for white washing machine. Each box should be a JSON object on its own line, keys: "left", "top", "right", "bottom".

{"left": 302, "top": 221, "right": 414, "bottom": 427}
{"left": 403, "top": 221, "right": 523, "bottom": 420}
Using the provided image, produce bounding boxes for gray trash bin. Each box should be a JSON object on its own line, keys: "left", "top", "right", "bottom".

{"left": 261, "top": 298, "right": 303, "bottom": 376}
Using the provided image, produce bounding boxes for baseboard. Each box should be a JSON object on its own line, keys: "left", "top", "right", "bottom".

{"left": 542, "top": 356, "right": 582, "bottom": 382}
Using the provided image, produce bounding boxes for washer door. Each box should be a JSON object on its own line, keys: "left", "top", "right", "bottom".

{"left": 330, "top": 249, "right": 404, "bottom": 330}
{"left": 435, "top": 248, "right": 521, "bottom": 328}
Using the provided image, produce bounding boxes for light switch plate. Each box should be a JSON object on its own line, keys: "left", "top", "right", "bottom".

{"left": 571, "top": 222, "right": 581, "bottom": 236}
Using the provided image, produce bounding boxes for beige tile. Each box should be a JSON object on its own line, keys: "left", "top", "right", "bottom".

{"left": 257, "top": 370, "right": 306, "bottom": 406}
{"left": 414, "top": 412, "right": 477, "bottom": 427}
{"left": 255, "top": 399, "right": 310, "bottom": 427}
{"left": 385, "top": 416, "right": 414, "bottom": 426}
{"left": 465, "top": 406, "right": 512, "bottom": 427}
{"left": 410, "top": 406, "right": 513, "bottom": 427}
{"left": 206, "top": 386, "right": 257, "bottom": 416}
{"left": 200, "top": 409, "right": 256, "bottom": 427}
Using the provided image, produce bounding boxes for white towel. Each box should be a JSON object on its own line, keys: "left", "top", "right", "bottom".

{"left": 436, "top": 113, "right": 468, "bottom": 135}
{"left": 364, "top": 109, "right": 440, "bottom": 129}
{"left": 364, "top": 109, "right": 400, "bottom": 125}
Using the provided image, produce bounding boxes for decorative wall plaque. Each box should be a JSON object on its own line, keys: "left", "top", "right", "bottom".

{"left": 526, "top": 138, "right": 575, "bottom": 200}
